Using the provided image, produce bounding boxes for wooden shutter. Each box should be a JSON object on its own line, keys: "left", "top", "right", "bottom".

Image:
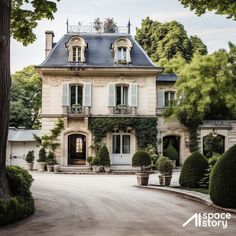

{"left": 108, "top": 83, "right": 116, "bottom": 106}
{"left": 83, "top": 83, "right": 92, "bottom": 107}
{"left": 157, "top": 90, "right": 165, "bottom": 108}
{"left": 62, "top": 83, "right": 69, "bottom": 106}
{"left": 130, "top": 83, "right": 138, "bottom": 107}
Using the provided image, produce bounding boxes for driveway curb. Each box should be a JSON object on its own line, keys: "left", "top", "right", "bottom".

{"left": 136, "top": 185, "right": 236, "bottom": 214}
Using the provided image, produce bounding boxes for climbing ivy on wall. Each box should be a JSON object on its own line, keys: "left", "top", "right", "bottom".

{"left": 89, "top": 117, "right": 157, "bottom": 148}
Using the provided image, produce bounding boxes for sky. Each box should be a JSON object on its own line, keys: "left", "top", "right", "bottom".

{"left": 11, "top": 0, "right": 236, "bottom": 73}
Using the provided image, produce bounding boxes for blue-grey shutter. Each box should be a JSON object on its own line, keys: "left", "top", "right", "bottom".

{"left": 157, "top": 90, "right": 165, "bottom": 108}
{"left": 83, "top": 83, "right": 92, "bottom": 107}
{"left": 108, "top": 83, "right": 116, "bottom": 106}
{"left": 62, "top": 83, "right": 69, "bottom": 106}
{"left": 130, "top": 83, "right": 138, "bottom": 107}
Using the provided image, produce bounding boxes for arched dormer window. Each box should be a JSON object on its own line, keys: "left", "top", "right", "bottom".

{"left": 66, "top": 36, "right": 87, "bottom": 62}
{"left": 112, "top": 38, "right": 133, "bottom": 64}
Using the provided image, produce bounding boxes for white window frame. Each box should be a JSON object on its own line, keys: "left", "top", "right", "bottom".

{"left": 116, "top": 85, "right": 129, "bottom": 106}
{"left": 112, "top": 133, "right": 131, "bottom": 155}
{"left": 72, "top": 46, "right": 82, "bottom": 62}
{"left": 70, "top": 84, "right": 83, "bottom": 106}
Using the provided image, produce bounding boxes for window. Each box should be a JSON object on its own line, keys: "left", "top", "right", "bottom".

{"left": 76, "top": 138, "right": 83, "bottom": 153}
{"left": 112, "top": 134, "right": 130, "bottom": 154}
{"left": 116, "top": 47, "right": 127, "bottom": 62}
{"left": 70, "top": 85, "right": 83, "bottom": 107}
{"left": 72, "top": 46, "right": 81, "bottom": 62}
{"left": 116, "top": 85, "right": 128, "bottom": 106}
{"left": 164, "top": 91, "right": 176, "bottom": 106}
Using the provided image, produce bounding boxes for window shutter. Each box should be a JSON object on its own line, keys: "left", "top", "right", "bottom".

{"left": 108, "top": 83, "right": 116, "bottom": 106}
{"left": 62, "top": 83, "right": 69, "bottom": 106}
{"left": 83, "top": 83, "right": 92, "bottom": 107}
{"left": 157, "top": 90, "right": 165, "bottom": 108}
{"left": 130, "top": 83, "right": 138, "bottom": 107}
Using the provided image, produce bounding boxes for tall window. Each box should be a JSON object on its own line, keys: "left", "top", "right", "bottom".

{"left": 70, "top": 85, "right": 83, "bottom": 107}
{"left": 116, "top": 47, "right": 127, "bottom": 62}
{"left": 76, "top": 138, "right": 83, "bottom": 153}
{"left": 116, "top": 85, "right": 128, "bottom": 106}
{"left": 112, "top": 134, "right": 130, "bottom": 154}
{"left": 72, "top": 46, "right": 81, "bottom": 62}
{"left": 164, "top": 91, "right": 175, "bottom": 107}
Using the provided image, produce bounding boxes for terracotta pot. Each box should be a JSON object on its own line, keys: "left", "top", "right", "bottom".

{"left": 163, "top": 176, "right": 172, "bottom": 186}
{"left": 26, "top": 162, "right": 33, "bottom": 171}
{"left": 136, "top": 172, "right": 150, "bottom": 186}
{"left": 159, "top": 175, "right": 164, "bottom": 186}
{"left": 47, "top": 164, "right": 54, "bottom": 172}
{"left": 54, "top": 164, "right": 60, "bottom": 173}
{"left": 37, "top": 162, "right": 46, "bottom": 172}
{"left": 104, "top": 166, "right": 111, "bottom": 173}
{"left": 92, "top": 166, "right": 101, "bottom": 173}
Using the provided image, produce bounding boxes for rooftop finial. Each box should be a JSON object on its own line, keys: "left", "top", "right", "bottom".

{"left": 128, "top": 19, "right": 131, "bottom": 34}
{"left": 66, "top": 19, "right": 69, "bottom": 33}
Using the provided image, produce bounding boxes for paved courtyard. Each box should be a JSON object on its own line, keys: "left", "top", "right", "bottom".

{"left": 0, "top": 173, "right": 235, "bottom": 236}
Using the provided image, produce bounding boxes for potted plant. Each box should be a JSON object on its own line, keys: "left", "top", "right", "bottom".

{"left": 157, "top": 156, "right": 175, "bottom": 186}
{"left": 37, "top": 147, "right": 47, "bottom": 172}
{"left": 144, "top": 144, "right": 159, "bottom": 169}
{"left": 54, "top": 163, "right": 60, "bottom": 173}
{"left": 87, "top": 156, "right": 93, "bottom": 170}
{"left": 99, "top": 145, "right": 111, "bottom": 173}
{"left": 91, "top": 156, "right": 101, "bottom": 173}
{"left": 25, "top": 150, "right": 35, "bottom": 171}
{"left": 46, "top": 151, "right": 56, "bottom": 172}
{"left": 132, "top": 150, "right": 152, "bottom": 186}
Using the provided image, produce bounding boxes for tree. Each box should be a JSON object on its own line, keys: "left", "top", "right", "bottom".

{"left": 164, "top": 43, "right": 236, "bottom": 150}
{"left": 179, "top": 0, "right": 236, "bottom": 21}
{"left": 135, "top": 17, "right": 207, "bottom": 63}
{"left": 10, "top": 65, "right": 42, "bottom": 129}
{"left": 0, "top": 0, "right": 59, "bottom": 198}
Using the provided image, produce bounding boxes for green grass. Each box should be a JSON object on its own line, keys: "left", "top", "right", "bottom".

{"left": 172, "top": 186, "right": 209, "bottom": 195}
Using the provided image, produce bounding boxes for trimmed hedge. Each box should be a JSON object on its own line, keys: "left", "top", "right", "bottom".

{"left": 179, "top": 152, "right": 208, "bottom": 188}
{"left": 132, "top": 151, "right": 151, "bottom": 170}
{"left": 164, "top": 145, "right": 179, "bottom": 161}
{"left": 0, "top": 166, "right": 35, "bottom": 226}
{"left": 99, "top": 145, "right": 110, "bottom": 166}
{"left": 209, "top": 145, "right": 236, "bottom": 208}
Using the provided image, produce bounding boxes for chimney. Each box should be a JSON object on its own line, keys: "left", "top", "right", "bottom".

{"left": 45, "top": 31, "right": 54, "bottom": 58}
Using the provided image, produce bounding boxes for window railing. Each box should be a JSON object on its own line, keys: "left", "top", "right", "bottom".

{"left": 63, "top": 105, "right": 90, "bottom": 116}
{"left": 109, "top": 105, "right": 137, "bottom": 115}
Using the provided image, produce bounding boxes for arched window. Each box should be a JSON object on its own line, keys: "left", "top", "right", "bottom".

{"left": 76, "top": 137, "right": 83, "bottom": 153}
{"left": 116, "top": 85, "right": 128, "bottom": 106}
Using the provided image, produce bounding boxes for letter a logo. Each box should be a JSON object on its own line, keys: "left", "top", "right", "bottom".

{"left": 183, "top": 213, "right": 200, "bottom": 227}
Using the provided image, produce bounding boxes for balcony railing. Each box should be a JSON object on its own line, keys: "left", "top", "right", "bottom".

{"left": 109, "top": 106, "right": 137, "bottom": 115}
{"left": 62, "top": 105, "right": 90, "bottom": 116}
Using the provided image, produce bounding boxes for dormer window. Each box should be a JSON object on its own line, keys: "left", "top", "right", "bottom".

{"left": 112, "top": 37, "right": 133, "bottom": 64}
{"left": 66, "top": 36, "right": 87, "bottom": 63}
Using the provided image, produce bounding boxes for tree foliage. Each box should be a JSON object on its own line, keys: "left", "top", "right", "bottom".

{"left": 135, "top": 17, "right": 207, "bottom": 64}
{"left": 10, "top": 65, "right": 42, "bottom": 129}
{"left": 179, "top": 0, "right": 236, "bottom": 21}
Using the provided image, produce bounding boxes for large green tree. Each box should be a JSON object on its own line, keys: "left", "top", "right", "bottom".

{"left": 135, "top": 17, "right": 207, "bottom": 63}
{"left": 179, "top": 0, "right": 236, "bottom": 21}
{"left": 10, "top": 65, "right": 42, "bottom": 129}
{"left": 0, "top": 0, "right": 59, "bottom": 198}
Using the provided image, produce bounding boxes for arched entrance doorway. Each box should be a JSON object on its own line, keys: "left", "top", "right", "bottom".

{"left": 68, "top": 134, "right": 86, "bottom": 165}
{"left": 163, "top": 135, "right": 180, "bottom": 166}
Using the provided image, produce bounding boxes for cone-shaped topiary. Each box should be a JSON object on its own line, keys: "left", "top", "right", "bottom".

{"left": 37, "top": 148, "right": 46, "bottom": 162}
{"left": 132, "top": 151, "right": 151, "bottom": 171}
{"left": 209, "top": 145, "right": 236, "bottom": 208}
{"left": 164, "top": 144, "right": 179, "bottom": 161}
{"left": 99, "top": 145, "right": 110, "bottom": 166}
{"left": 179, "top": 151, "right": 208, "bottom": 187}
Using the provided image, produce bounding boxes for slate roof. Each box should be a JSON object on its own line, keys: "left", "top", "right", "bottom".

{"left": 157, "top": 73, "right": 178, "bottom": 82}
{"left": 8, "top": 128, "right": 41, "bottom": 142}
{"left": 38, "top": 33, "right": 159, "bottom": 69}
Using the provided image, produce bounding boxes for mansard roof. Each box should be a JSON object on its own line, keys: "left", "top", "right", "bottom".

{"left": 38, "top": 33, "right": 159, "bottom": 69}
{"left": 157, "top": 73, "right": 178, "bottom": 82}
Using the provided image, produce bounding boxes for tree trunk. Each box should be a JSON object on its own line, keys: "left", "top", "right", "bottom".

{"left": 0, "top": 0, "right": 11, "bottom": 198}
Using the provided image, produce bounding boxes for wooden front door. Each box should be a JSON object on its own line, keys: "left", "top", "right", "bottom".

{"left": 68, "top": 134, "right": 86, "bottom": 165}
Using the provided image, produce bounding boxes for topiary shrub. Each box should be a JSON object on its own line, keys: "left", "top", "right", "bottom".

{"left": 209, "top": 145, "right": 236, "bottom": 208}
{"left": 99, "top": 145, "right": 110, "bottom": 166}
{"left": 25, "top": 151, "right": 35, "bottom": 163}
{"left": 37, "top": 147, "right": 46, "bottom": 162}
{"left": 91, "top": 156, "right": 101, "bottom": 166}
{"left": 164, "top": 144, "right": 179, "bottom": 162}
{"left": 179, "top": 151, "right": 208, "bottom": 188}
{"left": 157, "top": 156, "right": 175, "bottom": 175}
{"left": 132, "top": 151, "right": 151, "bottom": 171}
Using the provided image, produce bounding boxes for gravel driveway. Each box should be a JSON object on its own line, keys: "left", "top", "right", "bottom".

{"left": 0, "top": 173, "right": 235, "bottom": 236}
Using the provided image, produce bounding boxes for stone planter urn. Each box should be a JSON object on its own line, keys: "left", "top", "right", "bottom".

{"left": 92, "top": 166, "right": 101, "bottom": 173}
{"left": 54, "top": 164, "right": 60, "bottom": 173}
{"left": 47, "top": 165, "right": 54, "bottom": 172}
{"left": 136, "top": 172, "right": 150, "bottom": 186}
{"left": 159, "top": 175, "right": 172, "bottom": 186}
{"left": 26, "top": 163, "right": 34, "bottom": 171}
{"left": 104, "top": 166, "right": 111, "bottom": 173}
{"left": 37, "top": 162, "right": 46, "bottom": 172}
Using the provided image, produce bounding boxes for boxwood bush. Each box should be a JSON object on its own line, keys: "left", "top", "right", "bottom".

{"left": 0, "top": 166, "right": 35, "bottom": 226}
{"left": 164, "top": 145, "right": 179, "bottom": 162}
{"left": 132, "top": 151, "right": 151, "bottom": 170}
{"left": 179, "top": 152, "right": 208, "bottom": 188}
{"left": 209, "top": 145, "right": 236, "bottom": 208}
{"left": 99, "top": 145, "right": 110, "bottom": 166}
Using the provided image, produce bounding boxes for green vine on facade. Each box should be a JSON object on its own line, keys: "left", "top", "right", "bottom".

{"left": 89, "top": 117, "right": 157, "bottom": 149}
